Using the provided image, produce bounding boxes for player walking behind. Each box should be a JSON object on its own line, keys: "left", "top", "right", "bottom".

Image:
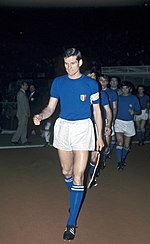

{"left": 98, "top": 75, "right": 118, "bottom": 169}
{"left": 85, "top": 69, "right": 112, "bottom": 187}
{"left": 134, "top": 85, "right": 149, "bottom": 145}
{"left": 33, "top": 48, "right": 104, "bottom": 241}
{"left": 114, "top": 81, "right": 141, "bottom": 170}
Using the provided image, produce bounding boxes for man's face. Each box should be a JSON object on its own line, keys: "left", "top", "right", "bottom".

{"left": 121, "top": 86, "right": 130, "bottom": 95}
{"left": 64, "top": 55, "right": 82, "bottom": 78}
{"left": 23, "top": 82, "right": 28, "bottom": 91}
{"left": 99, "top": 77, "right": 108, "bottom": 89}
{"left": 30, "top": 85, "right": 35, "bottom": 92}
{"left": 110, "top": 78, "right": 118, "bottom": 88}
{"left": 138, "top": 87, "right": 144, "bottom": 94}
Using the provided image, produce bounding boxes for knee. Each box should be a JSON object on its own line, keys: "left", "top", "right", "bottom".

{"left": 116, "top": 141, "right": 123, "bottom": 147}
{"left": 62, "top": 168, "right": 73, "bottom": 178}
{"left": 73, "top": 173, "right": 84, "bottom": 185}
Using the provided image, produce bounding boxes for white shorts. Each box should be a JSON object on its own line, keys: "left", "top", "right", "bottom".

{"left": 114, "top": 119, "right": 135, "bottom": 137}
{"left": 134, "top": 109, "right": 148, "bottom": 121}
{"left": 53, "top": 118, "right": 95, "bottom": 151}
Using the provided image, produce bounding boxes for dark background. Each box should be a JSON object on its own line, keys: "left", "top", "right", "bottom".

{"left": 0, "top": 4, "right": 150, "bottom": 87}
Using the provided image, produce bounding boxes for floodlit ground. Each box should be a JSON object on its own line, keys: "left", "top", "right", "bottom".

{"left": 0, "top": 143, "right": 150, "bottom": 244}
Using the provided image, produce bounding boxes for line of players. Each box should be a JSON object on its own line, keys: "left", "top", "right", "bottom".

{"left": 85, "top": 69, "right": 149, "bottom": 187}
{"left": 43, "top": 68, "right": 149, "bottom": 187}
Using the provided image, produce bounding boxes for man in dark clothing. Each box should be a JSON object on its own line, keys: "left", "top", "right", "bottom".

{"left": 11, "top": 81, "right": 30, "bottom": 144}
{"left": 27, "top": 83, "right": 42, "bottom": 138}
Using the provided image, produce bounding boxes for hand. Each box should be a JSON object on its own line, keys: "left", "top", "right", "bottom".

{"left": 96, "top": 136, "right": 104, "bottom": 151}
{"left": 105, "top": 126, "right": 111, "bottom": 137}
{"left": 129, "top": 109, "right": 134, "bottom": 115}
{"left": 33, "top": 114, "right": 42, "bottom": 125}
{"left": 145, "top": 108, "right": 148, "bottom": 114}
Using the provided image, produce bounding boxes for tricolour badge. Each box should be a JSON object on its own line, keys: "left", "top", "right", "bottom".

{"left": 80, "top": 94, "right": 87, "bottom": 101}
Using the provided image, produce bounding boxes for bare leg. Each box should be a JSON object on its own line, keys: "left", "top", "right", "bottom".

{"left": 58, "top": 149, "right": 74, "bottom": 177}
{"left": 136, "top": 120, "right": 142, "bottom": 144}
{"left": 58, "top": 149, "right": 89, "bottom": 184}
{"left": 104, "top": 135, "right": 111, "bottom": 152}
{"left": 115, "top": 132, "right": 124, "bottom": 147}
{"left": 91, "top": 150, "right": 97, "bottom": 162}
{"left": 140, "top": 119, "right": 146, "bottom": 129}
{"left": 72, "top": 150, "right": 89, "bottom": 185}
{"left": 124, "top": 135, "right": 132, "bottom": 148}
{"left": 58, "top": 150, "right": 89, "bottom": 232}
{"left": 89, "top": 150, "right": 98, "bottom": 185}
{"left": 115, "top": 132, "right": 124, "bottom": 169}
{"left": 101, "top": 135, "right": 111, "bottom": 169}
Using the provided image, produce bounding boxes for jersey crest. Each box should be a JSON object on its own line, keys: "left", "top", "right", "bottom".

{"left": 80, "top": 94, "right": 87, "bottom": 101}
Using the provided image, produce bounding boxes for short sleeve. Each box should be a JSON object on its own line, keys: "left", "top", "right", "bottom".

{"left": 89, "top": 79, "right": 100, "bottom": 104}
{"left": 134, "top": 96, "right": 140, "bottom": 111}
{"left": 50, "top": 78, "right": 60, "bottom": 99}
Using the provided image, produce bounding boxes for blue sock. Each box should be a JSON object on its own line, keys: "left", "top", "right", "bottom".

{"left": 116, "top": 145, "right": 123, "bottom": 163}
{"left": 102, "top": 150, "right": 110, "bottom": 162}
{"left": 64, "top": 176, "right": 73, "bottom": 191}
{"left": 90, "top": 162, "right": 95, "bottom": 178}
{"left": 109, "top": 139, "right": 115, "bottom": 154}
{"left": 137, "top": 129, "right": 142, "bottom": 141}
{"left": 141, "top": 128, "right": 145, "bottom": 141}
{"left": 67, "top": 184, "right": 84, "bottom": 226}
{"left": 122, "top": 147, "right": 129, "bottom": 162}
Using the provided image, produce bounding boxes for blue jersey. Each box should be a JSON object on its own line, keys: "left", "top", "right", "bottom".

{"left": 104, "top": 88, "right": 118, "bottom": 110}
{"left": 100, "top": 90, "right": 109, "bottom": 119}
{"left": 101, "top": 90, "right": 109, "bottom": 107}
{"left": 136, "top": 94, "right": 149, "bottom": 110}
{"left": 110, "top": 87, "right": 122, "bottom": 96}
{"left": 117, "top": 94, "right": 140, "bottom": 121}
{"left": 50, "top": 74, "right": 100, "bottom": 120}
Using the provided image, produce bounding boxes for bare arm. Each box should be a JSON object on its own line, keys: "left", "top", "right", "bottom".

{"left": 112, "top": 101, "right": 117, "bottom": 125}
{"left": 93, "top": 103, "right": 104, "bottom": 151}
{"left": 104, "top": 104, "right": 112, "bottom": 137}
{"left": 33, "top": 97, "right": 58, "bottom": 125}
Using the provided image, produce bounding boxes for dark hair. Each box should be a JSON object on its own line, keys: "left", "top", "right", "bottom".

{"left": 63, "top": 48, "right": 82, "bottom": 61}
{"left": 137, "top": 84, "right": 145, "bottom": 90}
{"left": 30, "top": 83, "right": 37, "bottom": 89}
{"left": 120, "top": 80, "right": 132, "bottom": 88}
{"left": 84, "top": 69, "right": 96, "bottom": 76}
{"left": 21, "top": 81, "right": 28, "bottom": 86}
{"left": 98, "top": 74, "right": 110, "bottom": 82}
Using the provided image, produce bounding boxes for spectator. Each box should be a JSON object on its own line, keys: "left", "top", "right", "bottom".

{"left": 11, "top": 81, "right": 30, "bottom": 144}
{"left": 27, "top": 83, "right": 42, "bottom": 139}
